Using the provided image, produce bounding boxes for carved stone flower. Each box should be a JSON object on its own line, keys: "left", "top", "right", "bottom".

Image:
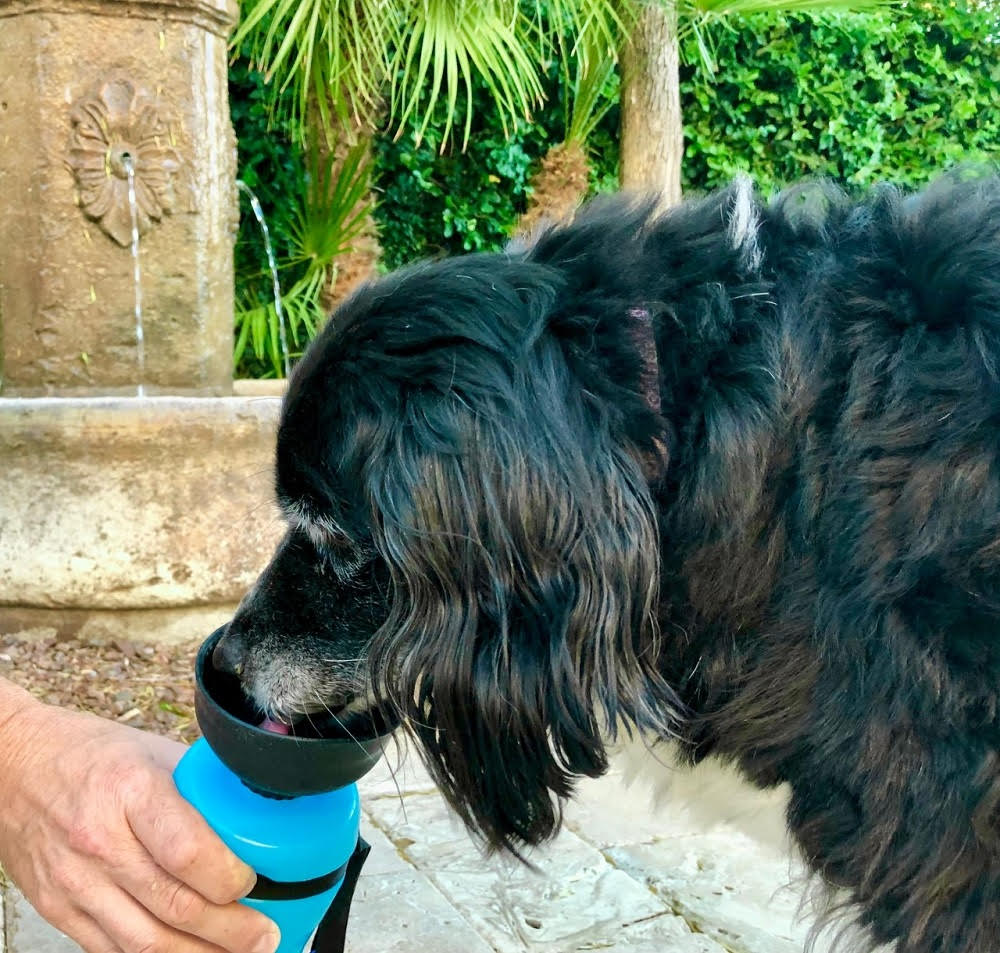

{"left": 67, "top": 78, "right": 181, "bottom": 246}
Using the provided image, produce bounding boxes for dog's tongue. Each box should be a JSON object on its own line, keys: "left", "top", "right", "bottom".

{"left": 258, "top": 717, "right": 290, "bottom": 735}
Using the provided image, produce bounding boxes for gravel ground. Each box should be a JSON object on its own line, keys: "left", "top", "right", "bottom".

{"left": 0, "top": 630, "right": 202, "bottom": 744}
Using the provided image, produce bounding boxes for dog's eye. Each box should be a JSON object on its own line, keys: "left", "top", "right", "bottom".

{"left": 316, "top": 534, "right": 372, "bottom": 583}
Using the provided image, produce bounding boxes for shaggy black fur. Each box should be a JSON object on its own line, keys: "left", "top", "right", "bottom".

{"left": 219, "top": 170, "right": 1000, "bottom": 952}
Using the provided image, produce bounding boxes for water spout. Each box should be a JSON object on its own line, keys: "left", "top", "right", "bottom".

{"left": 236, "top": 180, "right": 290, "bottom": 378}
{"left": 123, "top": 155, "right": 145, "bottom": 397}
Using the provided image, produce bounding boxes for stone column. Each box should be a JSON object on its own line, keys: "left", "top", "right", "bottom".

{"left": 0, "top": 0, "right": 239, "bottom": 395}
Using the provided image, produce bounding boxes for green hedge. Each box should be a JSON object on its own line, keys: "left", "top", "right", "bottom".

{"left": 681, "top": 5, "right": 1000, "bottom": 195}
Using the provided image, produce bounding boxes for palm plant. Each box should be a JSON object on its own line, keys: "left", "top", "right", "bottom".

{"left": 232, "top": 1, "right": 615, "bottom": 374}
{"left": 232, "top": 0, "right": 894, "bottom": 375}
{"left": 232, "top": 0, "right": 600, "bottom": 150}
{"left": 236, "top": 0, "right": 896, "bottom": 199}
{"left": 517, "top": 23, "right": 620, "bottom": 234}
{"left": 234, "top": 143, "right": 370, "bottom": 377}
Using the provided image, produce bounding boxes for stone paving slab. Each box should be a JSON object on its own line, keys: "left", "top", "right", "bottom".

{"left": 365, "top": 790, "right": 684, "bottom": 953}
{"left": 347, "top": 867, "right": 496, "bottom": 953}
{"left": 1, "top": 748, "right": 830, "bottom": 953}
{"left": 606, "top": 839, "right": 812, "bottom": 953}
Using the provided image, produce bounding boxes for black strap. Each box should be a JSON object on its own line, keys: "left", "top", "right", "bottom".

{"left": 311, "top": 836, "right": 371, "bottom": 953}
{"left": 246, "top": 858, "right": 352, "bottom": 901}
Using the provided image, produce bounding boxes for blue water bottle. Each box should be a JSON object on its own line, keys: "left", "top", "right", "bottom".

{"left": 174, "top": 629, "right": 393, "bottom": 953}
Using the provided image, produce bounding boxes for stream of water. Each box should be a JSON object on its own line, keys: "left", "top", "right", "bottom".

{"left": 236, "top": 180, "right": 290, "bottom": 378}
{"left": 123, "top": 156, "right": 145, "bottom": 396}
{"left": 117, "top": 170, "right": 291, "bottom": 389}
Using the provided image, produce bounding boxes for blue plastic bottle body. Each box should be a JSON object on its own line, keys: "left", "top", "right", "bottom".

{"left": 173, "top": 738, "right": 360, "bottom": 953}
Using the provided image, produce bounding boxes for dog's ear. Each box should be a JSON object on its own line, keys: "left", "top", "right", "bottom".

{"left": 360, "top": 318, "right": 682, "bottom": 856}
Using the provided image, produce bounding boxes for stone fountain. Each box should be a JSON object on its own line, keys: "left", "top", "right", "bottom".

{"left": 0, "top": 0, "right": 283, "bottom": 643}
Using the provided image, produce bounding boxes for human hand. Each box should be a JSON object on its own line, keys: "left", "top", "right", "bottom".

{"left": 0, "top": 679, "right": 280, "bottom": 953}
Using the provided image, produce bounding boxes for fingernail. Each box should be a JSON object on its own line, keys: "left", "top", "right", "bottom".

{"left": 252, "top": 927, "right": 281, "bottom": 953}
{"left": 242, "top": 871, "right": 258, "bottom": 898}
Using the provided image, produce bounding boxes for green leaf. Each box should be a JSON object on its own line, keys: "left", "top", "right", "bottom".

{"left": 389, "top": 0, "right": 545, "bottom": 151}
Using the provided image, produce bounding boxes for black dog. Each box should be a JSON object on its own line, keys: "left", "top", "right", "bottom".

{"left": 216, "top": 171, "right": 1000, "bottom": 952}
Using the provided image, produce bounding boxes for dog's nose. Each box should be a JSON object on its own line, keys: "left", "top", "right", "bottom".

{"left": 212, "top": 625, "right": 249, "bottom": 677}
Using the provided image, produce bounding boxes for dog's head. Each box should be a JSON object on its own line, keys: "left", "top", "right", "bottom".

{"left": 217, "top": 250, "right": 679, "bottom": 854}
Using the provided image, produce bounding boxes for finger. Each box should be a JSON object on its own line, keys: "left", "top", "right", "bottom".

{"left": 125, "top": 774, "right": 256, "bottom": 905}
{"left": 79, "top": 883, "right": 275, "bottom": 953}
{"left": 52, "top": 907, "right": 123, "bottom": 953}
{"left": 112, "top": 853, "right": 280, "bottom": 953}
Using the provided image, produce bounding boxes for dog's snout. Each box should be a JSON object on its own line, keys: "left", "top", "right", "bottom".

{"left": 213, "top": 625, "right": 249, "bottom": 677}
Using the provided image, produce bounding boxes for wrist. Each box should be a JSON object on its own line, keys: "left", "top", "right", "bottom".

{"left": 0, "top": 677, "right": 48, "bottom": 775}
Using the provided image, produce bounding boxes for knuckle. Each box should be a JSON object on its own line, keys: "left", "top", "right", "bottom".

{"left": 162, "top": 881, "right": 205, "bottom": 928}
{"left": 161, "top": 837, "right": 201, "bottom": 875}
{"left": 108, "top": 758, "right": 153, "bottom": 803}
{"left": 131, "top": 927, "right": 183, "bottom": 953}
{"left": 30, "top": 887, "right": 66, "bottom": 925}
{"left": 51, "top": 860, "right": 93, "bottom": 898}
{"left": 208, "top": 867, "right": 253, "bottom": 905}
{"left": 66, "top": 822, "right": 109, "bottom": 861}
{"left": 111, "top": 919, "right": 168, "bottom": 953}
{"left": 134, "top": 939, "right": 167, "bottom": 953}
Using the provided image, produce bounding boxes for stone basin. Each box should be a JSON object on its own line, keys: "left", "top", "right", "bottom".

{"left": 0, "top": 395, "right": 283, "bottom": 644}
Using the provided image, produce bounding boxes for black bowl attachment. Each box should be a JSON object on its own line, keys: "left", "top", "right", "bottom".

{"left": 194, "top": 627, "right": 395, "bottom": 797}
